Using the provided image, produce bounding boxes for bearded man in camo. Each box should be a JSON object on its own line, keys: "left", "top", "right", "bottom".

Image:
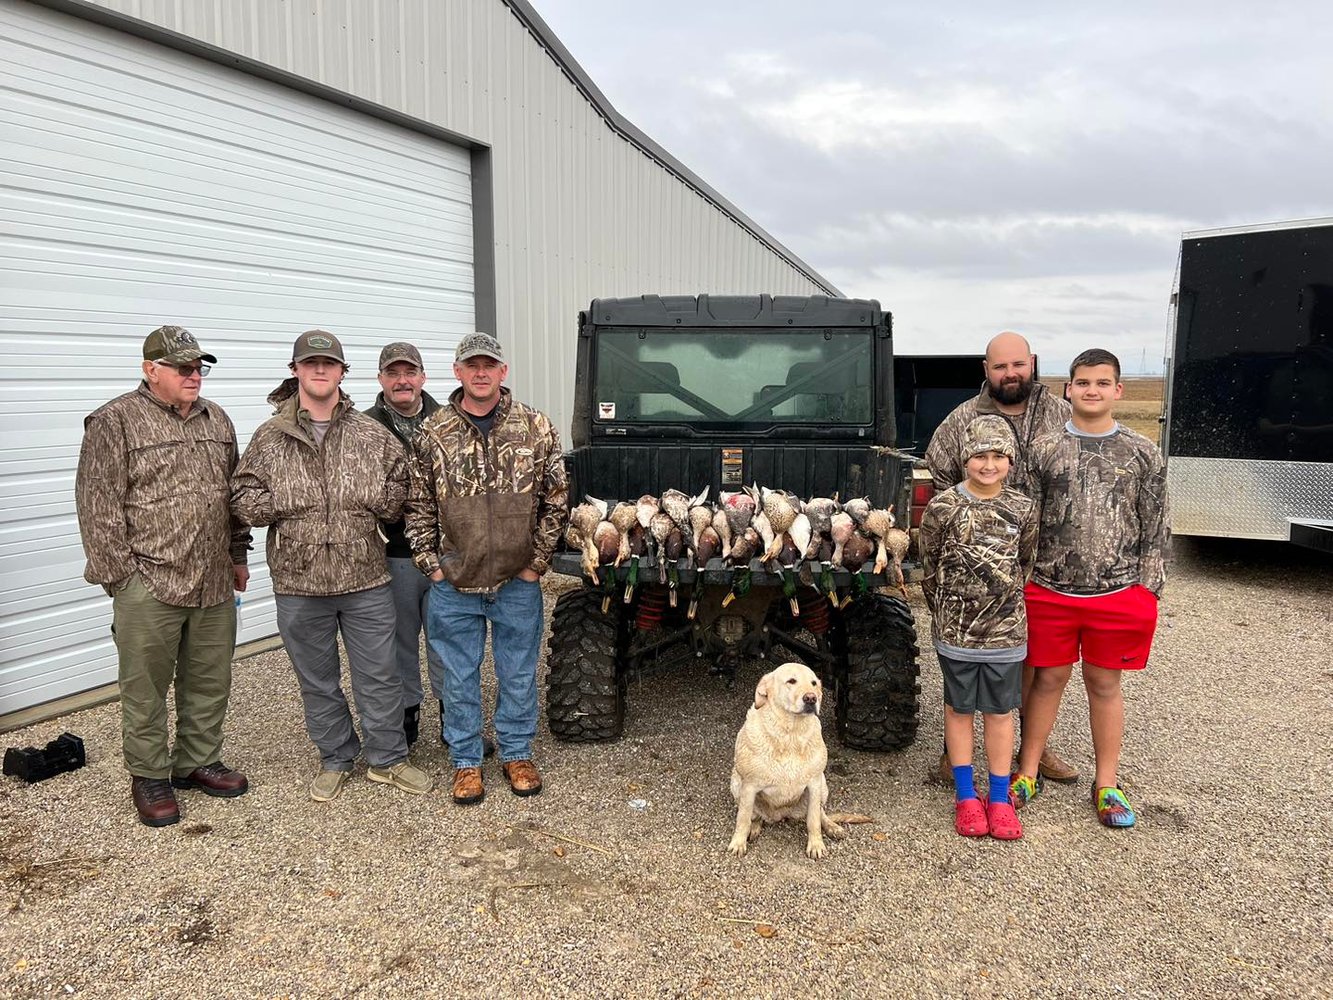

{"left": 75, "top": 325, "right": 251, "bottom": 828}
{"left": 405, "top": 332, "right": 568, "bottom": 806}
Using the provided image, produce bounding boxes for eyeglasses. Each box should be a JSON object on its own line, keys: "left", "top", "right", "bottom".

{"left": 155, "top": 360, "right": 211, "bottom": 377}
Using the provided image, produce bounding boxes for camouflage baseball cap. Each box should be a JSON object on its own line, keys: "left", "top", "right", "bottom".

{"left": 292, "top": 329, "right": 346, "bottom": 365}
{"left": 455, "top": 332, "right": 504, "bottom": 363}
{"left": 142, "top": 325, "right": 216, "bottom": 364}
{"left": 378, "top": 342, "right": 424, "bottom": 371}
{"left": 961, "top": 415, "right": 1016, "bottom": 462}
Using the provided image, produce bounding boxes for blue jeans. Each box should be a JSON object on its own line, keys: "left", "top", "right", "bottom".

{"left": 426, "top": 577, "right": 544, "bottom": 768}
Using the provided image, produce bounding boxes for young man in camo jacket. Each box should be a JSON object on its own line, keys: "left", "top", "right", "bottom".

{"left": 76, "top": 325, "right": 252, "bottom": 827}
{"left": 231, "top": 330, "right": 432, "bottom": 802}
{"left": 405, "top": 332, "right": 568, "bottom": 806}
{"left": 1010, "top": 348, "right": 1170, "bottom": 828}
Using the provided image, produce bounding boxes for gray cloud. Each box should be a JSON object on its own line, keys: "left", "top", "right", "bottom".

{"left": 534, "top": 1, "right": 1333, "bottom": 370}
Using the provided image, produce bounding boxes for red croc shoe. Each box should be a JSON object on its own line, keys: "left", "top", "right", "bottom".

{"left": 954, "top": 798, "right": 989, "bottom": 837}
{"left": 987, "top": 800, "right": 1023, "bottom": 840}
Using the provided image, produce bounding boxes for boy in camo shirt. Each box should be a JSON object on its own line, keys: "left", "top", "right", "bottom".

{"left": 1010, "top": 349, "right": 1169, "bottom": 828}
{"left": 919, "top": 415, "right": 1038, "bottom": 840}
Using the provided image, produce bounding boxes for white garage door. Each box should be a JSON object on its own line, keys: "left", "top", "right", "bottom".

{"left": 0, "top": 3, "right": 475, "bottom": 715}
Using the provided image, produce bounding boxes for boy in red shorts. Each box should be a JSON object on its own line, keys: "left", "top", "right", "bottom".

{"left": 1010, "top": 349, "right": 1169, "bottom": 827}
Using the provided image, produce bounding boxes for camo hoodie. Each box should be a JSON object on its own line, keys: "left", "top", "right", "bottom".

{"left": 231, "top": 378, "right": 407, "bottom": 596}
{"left": 925, "top": 381, "right": 1071, "bottom": 496}
{"left": 1028, "top": 422, "right": 1170, "bottom": 596}
{"left": 918, "top": 484, "right": 1039, "bottom": 654}
{"left": 405, "top": 387, "right": 568, "bottom": 592}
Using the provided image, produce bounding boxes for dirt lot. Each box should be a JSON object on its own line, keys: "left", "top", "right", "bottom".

{"left": 1, "top": 537, "right": 1329, "bottom": 999}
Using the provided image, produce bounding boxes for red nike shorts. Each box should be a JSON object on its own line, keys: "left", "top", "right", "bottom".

{"left": 1024, "top": 581, "right": 1159, "bottom": 670}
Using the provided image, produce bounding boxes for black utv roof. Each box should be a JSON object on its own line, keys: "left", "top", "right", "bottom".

{"left": 586, "top": 294, "right": 883, "bottom": 328}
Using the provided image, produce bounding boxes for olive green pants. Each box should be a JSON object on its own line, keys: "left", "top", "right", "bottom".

{"left": 112, "top": 575, "right": 236, "bottom": 779}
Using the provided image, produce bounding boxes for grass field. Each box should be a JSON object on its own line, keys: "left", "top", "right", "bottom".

{"left": 1041, "top": 376, "right": 1163, "bottom": 443}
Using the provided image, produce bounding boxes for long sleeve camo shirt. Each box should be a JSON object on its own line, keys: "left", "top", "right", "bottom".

{"left": 75, "top": 383, "right": 250, "bottom": 607}
{"left": 1028, "top": 422, "right": 1170, "bottom": 596}
{"left": 925, "top": 381, "right": 1071, "bottom": 496}
{"left": 405, "top": 387, "right": 569, "bottom": 593}
{"left": 231, "top": 379, "right": 407, "bottom": 597}
{"left": 918, "top": 484, "right": 1038, "bottom": 655}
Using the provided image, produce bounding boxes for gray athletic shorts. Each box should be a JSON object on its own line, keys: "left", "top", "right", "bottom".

{"left": 938, "top": 652, "right": 1023, "bottom": 715}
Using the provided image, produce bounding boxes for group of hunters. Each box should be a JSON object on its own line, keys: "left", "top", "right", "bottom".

{"left": 74, "top": 324, "right": 1167, "bottom": 841}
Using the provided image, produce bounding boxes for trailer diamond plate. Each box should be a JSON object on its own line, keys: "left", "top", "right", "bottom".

{"left": 1168, "top": 458, "right": 1333, "bottom": 540}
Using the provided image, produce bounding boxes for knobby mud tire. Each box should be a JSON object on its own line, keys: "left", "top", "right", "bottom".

{"left": 836, "top": 592, "right": 921, "bottom": 751}
{"left": 545, "top": 588, "right": 626, "bottom": 742}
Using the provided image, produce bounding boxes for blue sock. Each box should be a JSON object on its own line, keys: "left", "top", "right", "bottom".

{"left": 989, "top": 772, "right": 1010, "bottom": 806}
{"left": 952, "top": 764, "right": 976, "bottom": 802}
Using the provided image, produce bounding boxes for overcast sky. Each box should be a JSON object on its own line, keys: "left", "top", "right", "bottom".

{"left": 533, "top": 1, "right": 1332, "bottom": 373}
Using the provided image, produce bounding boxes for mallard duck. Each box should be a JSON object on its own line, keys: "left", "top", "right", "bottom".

{"left": 609, "top": 501, "right": 639, "bottom": 566}
{"left": 843, "top": 497, "right": 871, "bottom": 528}
{"left": 660, "top": 488, "right": 691, "bottom": 531}
{"left": 635, "top": 494, "right": 660, "bottom": 530}
{"left": 802, "top": 496, "right": 840, "bottom": 560}
{"left": 649, "top": 511, "right": 674, "bottom": 584}
{"left": 758, "top": 486, "right": 799, "bottom": 561}
{"left": 711, "top": 506, "right": 732, "bottom": 560}
{"left": 687, "top": 490, "right": 714, "bottom": 553}
{"left": 829, "top": 511, "right": 855, "bottom": 566}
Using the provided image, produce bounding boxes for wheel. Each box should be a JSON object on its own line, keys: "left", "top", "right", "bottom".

{"left": 545, "top": 588, "right": 627, "bottom": 742}
{"left": 834, "top": 592, "right": 920, "bottom": 751}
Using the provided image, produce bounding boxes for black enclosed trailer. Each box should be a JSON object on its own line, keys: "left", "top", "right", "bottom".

{"left": 1162, "top": 218, "right": 1333, "bottom": 550}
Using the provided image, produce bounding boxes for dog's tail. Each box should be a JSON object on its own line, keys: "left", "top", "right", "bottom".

{"left": 825, "top": 812, "right": 874, "bottom": 824}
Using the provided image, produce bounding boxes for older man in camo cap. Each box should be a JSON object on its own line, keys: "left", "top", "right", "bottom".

{"left": 362, "top": 341, "right": 447, "bottom": 747}
{"left": 76, "top": 325, "right": 252, "bottom": 828}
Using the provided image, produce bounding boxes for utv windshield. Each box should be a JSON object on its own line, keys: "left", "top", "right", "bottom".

{"left": 593, "top": 329, "right": 873, "bottom": 426}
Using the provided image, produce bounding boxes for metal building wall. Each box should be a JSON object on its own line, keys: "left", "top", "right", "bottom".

{"left": 60, "top": 0, "right": 835, "bottom": 438}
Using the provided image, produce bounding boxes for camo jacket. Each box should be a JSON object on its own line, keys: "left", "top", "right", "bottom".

{"left": 405, "top": 387, "right": 568, "bottom": 592}
{"left": 1028, "top": 422, "right": 1170, "bottom": 596}
{"left": 75, "top": 383, "right": 250, "bottom": 607}
{"left": 918, "top": 484, "right": 1038, "bottom": 653}
{"left": 925, "top": 381, "right": 1071, "bottom": 496}
{"left": 363, "top": 389, "right": 442, "bottom": 559}
{"left": 231, "top": 379, "right": 407, "bottom": 596}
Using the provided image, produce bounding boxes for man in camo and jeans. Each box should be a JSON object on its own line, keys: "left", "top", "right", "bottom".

{"left": 76, "top": 325, "right": 251, "bottom": 828}
{"left": 406, "top": 332, "right": 568, "bottom": 806}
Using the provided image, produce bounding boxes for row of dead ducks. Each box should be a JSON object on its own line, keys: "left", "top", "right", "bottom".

{"left": 566, "top": 486, "right": 911, "bottom": 616}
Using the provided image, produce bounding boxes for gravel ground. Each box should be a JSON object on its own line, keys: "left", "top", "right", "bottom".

{"left": 2, "top": 538, "right": 1330, "bottom": 999}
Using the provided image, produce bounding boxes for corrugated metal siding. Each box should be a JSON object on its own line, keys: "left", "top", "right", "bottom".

{"left": 68, "top": 0, "right": 831, "bottom": 439}
{"left": 0, "top": 0, "right": 474, "bottom": 713}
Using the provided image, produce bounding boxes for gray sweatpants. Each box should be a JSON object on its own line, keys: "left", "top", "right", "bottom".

{"left": 275, "top": 584, "right": 407, "bottom": 771}
{"left": 386, "top": 557, "right": 445, "bottom": 706}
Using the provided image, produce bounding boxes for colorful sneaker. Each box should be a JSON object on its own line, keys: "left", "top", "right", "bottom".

{"left": 1093, "top": 784, "right": 1136, "bottom": 828}
{"left": 954, "top": 798, "right": 989, "bottom": 837}
{"left": 1009, "top": 772, "right": 1044, "bottom": 810}
{"left": 986, "top": 800, "right": 1023, "bottom": 841}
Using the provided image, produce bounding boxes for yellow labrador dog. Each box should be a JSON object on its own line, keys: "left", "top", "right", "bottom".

{"left": 728, "top": 662, "right": 846, "bottom": 859}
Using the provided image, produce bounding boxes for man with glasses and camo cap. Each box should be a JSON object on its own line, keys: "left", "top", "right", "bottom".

{"left": 76, "top": 325, "right": 252, "bottom": 828}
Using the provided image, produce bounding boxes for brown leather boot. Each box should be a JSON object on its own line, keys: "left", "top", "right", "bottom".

{"left": 132, "top": 777, "right": 181, "bottom": 827}
{"left": 1038, "top": 746, "right": 1080, "bottom": 784}
{"left": 171, "top": 761, "right": 249, "bottom": 798}
{"left": 451, "top": 767, "right": 484, "bottom": 806}
{"left": 501, "top": 759, "right": 543, "bottom": 797}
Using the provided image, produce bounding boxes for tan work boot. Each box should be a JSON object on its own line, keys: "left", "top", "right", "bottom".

{"left": 451, "top": 767, "right": 484, "bottom": 806}
{"left": 501, "top": 759, "right": 543, "bottom": 797}
{"left": 367, "top": 760, "right": 433, "bottom": 795}
{"left": 935, "top": 752, "right": 952, "bottom": 785}
{"left": 1038, "top": 746, "right": 1080, "bottom": 784}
